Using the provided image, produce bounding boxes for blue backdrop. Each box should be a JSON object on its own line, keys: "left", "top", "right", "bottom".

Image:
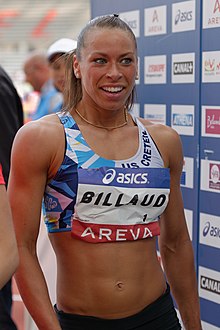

{"left": 90, "top": 1, "right": 220, "bottom": 329}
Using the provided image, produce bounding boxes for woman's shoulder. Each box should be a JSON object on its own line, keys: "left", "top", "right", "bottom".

{"left": 13, "top": 114, "right": 63, "bottom": 156}
{"left": 137, "top": 117, "right": 183, "bottom": 168}
{"left": 137, "top": 117, "right": 180, "bottom": 142}
{"left": 17, "top": 114, "right": 61, "bottom": 137}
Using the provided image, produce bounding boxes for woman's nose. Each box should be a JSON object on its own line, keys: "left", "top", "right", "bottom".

{"left": 106, "top": 64, "right": 122, "bottom": 80}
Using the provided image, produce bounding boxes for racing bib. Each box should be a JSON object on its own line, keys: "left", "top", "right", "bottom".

{"left": 71, "top": 167, "right": 170, "bottom": 243}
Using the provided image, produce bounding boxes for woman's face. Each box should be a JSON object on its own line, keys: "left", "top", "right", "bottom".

{"left": 74, "top": 28, "right": 138, "bottom": 111}
{"left": 50, "top": 54, "right": 66, "bottom": 92}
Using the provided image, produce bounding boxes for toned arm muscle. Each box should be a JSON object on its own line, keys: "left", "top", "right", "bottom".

{"left": 8, "top": 120, "right": 61, "bottom": 330}
{"left": 158, "top": 127, "right": 201, "bottom": 330}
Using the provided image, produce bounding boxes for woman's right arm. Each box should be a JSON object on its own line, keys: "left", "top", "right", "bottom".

{"left": 8, "top": 121, "right": 61, "bottom": 330}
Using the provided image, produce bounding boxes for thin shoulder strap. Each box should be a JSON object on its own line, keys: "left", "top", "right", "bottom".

{"left": 57, "top": 112, "right": 76, "bottom": 129}
{"left": 130, "top": 114, "right": 146, "bottom": 130}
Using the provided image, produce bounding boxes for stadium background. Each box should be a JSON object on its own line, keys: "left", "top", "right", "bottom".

{"left": 0, "top": 0, "right": 91, "bottom": 121}
{"left": 0, "top": 1, "right": 91, "bottom": 329}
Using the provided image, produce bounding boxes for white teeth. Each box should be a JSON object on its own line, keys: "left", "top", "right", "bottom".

{"left": 103, "top": 86, "right": 123, "bottom": 93}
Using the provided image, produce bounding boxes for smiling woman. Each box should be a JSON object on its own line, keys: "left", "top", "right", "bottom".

{"left": 8, "top": 14, "right": 202, "bottom": 330}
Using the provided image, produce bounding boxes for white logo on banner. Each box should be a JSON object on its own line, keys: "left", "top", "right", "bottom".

{"left": 202, "top": 51, "right": 220, "bottom": 83}
{"left": 172, "top": 53, "right": 195, "bottom": 83}
{"left": 144, "top": 104, "right": 166, "bottom": 125}
{"left": 202, "top": 106, "right": 220, "bottom": 138}
{"left": 203, "top": 0, "right": 220, "bottom": 29}
{"left": 200, "top": 159, "right": 220, "bottom": 193}
{"left": 119, "top": 10, "right": 140, "bottom": 38}
{"left": 171, "top": 105, "right": 195, "bottom": 136}
{"left": 200, "top": 213, "right": 220, "bottom": 249}
{"left": 172, "top": 0, "right": 196, "bottom": 33}
{"left": 199, "top": 266, "right": 220, "bottom": 305}
{"left": 181, "top": 157, "right": 194, "bottom": 189}
{"left": 201, "top": 321, "right": 220, "bottom": 330}
{"left": 144, "top": 5, "right": 167, "bottom": 36}
{"left": 144, "top": 55, "right": 166, "bottom": 84}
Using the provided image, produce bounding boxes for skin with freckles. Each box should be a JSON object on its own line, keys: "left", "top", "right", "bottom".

{"left": 73, "top": 28, "right": 137, "bottom": 116}
{"left": 9, "top": 15, "right": 202, "bottom": 330}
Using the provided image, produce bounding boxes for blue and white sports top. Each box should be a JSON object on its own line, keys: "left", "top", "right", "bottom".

{"left": 43, "top": 111, "right": 170, "bottom": 243}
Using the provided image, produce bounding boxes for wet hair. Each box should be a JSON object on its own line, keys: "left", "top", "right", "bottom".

{"left": 63, "top": 14, "right": 137, "bottom": 112}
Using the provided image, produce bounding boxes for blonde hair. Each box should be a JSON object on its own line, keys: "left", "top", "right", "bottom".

{"left": 63, "top": 14, "right": 137, "bottom": 112}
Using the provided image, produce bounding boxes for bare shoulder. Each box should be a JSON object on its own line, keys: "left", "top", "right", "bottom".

{"left": 14, "top": 114, "right": 62, "bottom": 149}
{"left": 138, "top": 117, "right": 179, "bottom": 140}
{"left": 138, "top": 117, "right": 183, "bottom": 168}
{"left": 11, "top": 114, "right": 64, "bottom": 173}
{"left": 17, "top": 113, "right": 60, "bottom": 134}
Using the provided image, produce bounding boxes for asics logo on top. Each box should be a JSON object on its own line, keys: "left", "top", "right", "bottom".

{"left": 102, "top": 169, "right": 116, "bottom": 184}
{"left": 102, "top": 169, "right": 149, "bottom": 185}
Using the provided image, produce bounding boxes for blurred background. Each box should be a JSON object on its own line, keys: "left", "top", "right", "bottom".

{"left": 0, "top": 2, "right": 91, "bottom": 329}
{"left": 0, "top": 0, "right": 91, "bottom": 120}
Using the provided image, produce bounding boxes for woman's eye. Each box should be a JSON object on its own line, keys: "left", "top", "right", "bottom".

{"left": 94, "top": 58, "right": 106, "bottom": 64}
{"left": 121, "top": 58, "right": 132, "bottom": 65}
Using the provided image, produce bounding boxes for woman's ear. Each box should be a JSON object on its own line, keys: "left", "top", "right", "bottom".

{"left": 73, "top": 55, "right": 81, "bottom": 78}
{"left": 135, "top": 61, "right": 139, "bottom": 80}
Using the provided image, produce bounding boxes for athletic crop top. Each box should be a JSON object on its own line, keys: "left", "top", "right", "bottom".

{"left": 43, "top": 111, "right": 170, "bottom": 243}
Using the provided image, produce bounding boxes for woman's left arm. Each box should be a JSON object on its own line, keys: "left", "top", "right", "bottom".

{"left": 158, "top": 127, "right": 202, "bottom": 330}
